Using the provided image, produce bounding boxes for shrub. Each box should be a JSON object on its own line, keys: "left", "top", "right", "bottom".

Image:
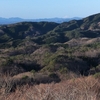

{"left": 93, "top": 72, "right": 100, "bottom": 78}
{"left": 3, "top": 58, "right": 14, "bottom": 66}
{"left": 59, "top": 67, "right": 68, "bottom": 74}
{"left": 49, "top": 73, "right": 58, "bottom": 79}
{"left": 22, "top": 75, "right": 29, "bottom": 80}
{"left": 30, "top": 69, "right": 36, "bottom": 74}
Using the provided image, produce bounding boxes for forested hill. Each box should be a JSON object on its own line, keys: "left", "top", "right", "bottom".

{"left": 0, "top": 13, "right": 100, "bottom": 84}
{"left": 0, "top": 13, "right": 100, "bottom": 45}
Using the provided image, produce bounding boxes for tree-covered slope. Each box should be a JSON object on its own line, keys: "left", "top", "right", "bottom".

{"left": 0, "top": 13, "right": 100, "bottom": 83}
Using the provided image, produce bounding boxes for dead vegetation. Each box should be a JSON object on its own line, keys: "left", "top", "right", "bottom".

{"left": 0, "top": 76, "right": 100, "bottom": 100}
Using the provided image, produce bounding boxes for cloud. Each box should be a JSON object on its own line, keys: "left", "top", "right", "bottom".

{"left": 63, "top": 15, "right": 69, "bottom": 18}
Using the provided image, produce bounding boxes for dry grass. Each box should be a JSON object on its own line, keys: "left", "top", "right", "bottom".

{"left": 0, "top": 76, "right": 100, "bottom": 100}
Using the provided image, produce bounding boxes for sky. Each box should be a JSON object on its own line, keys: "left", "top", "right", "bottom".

{"left": 0, "top": 0, "right": 100, "bottom": 19}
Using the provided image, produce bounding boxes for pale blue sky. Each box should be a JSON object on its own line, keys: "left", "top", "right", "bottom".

{"left": 0, "top": 0, "right": 100, "bottom": 19}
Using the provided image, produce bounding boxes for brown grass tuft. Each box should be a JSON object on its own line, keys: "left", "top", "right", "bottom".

{"left": 0, "top": 76, "right": 100, "bottom": 100}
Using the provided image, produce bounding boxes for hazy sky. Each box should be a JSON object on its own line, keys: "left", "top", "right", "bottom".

{"left": 0, "top": 0, "right": 100, "bottom": 19}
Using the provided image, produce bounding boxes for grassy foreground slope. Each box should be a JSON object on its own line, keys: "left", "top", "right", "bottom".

{"left": 0, "top": 76, "right": 100, "bottom": 100}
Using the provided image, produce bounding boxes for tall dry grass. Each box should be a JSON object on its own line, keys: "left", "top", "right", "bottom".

{"left": 0, "top": 76, "right": 100, "bottom": 100}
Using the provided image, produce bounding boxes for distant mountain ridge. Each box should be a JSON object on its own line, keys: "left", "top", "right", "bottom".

{"left": 0, "top": 17, "right": 81, "bottom": 24}
{"left": 0, "top": 13, "right": 100, "bottom": 45}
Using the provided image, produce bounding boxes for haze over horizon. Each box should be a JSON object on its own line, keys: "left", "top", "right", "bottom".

{"left": 0, "top": 0, "right": 100, "bottom": 19}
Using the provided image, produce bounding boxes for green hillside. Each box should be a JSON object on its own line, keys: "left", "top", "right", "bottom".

{"left": 0, "top": 13, "right": 100, "bottom": 86}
